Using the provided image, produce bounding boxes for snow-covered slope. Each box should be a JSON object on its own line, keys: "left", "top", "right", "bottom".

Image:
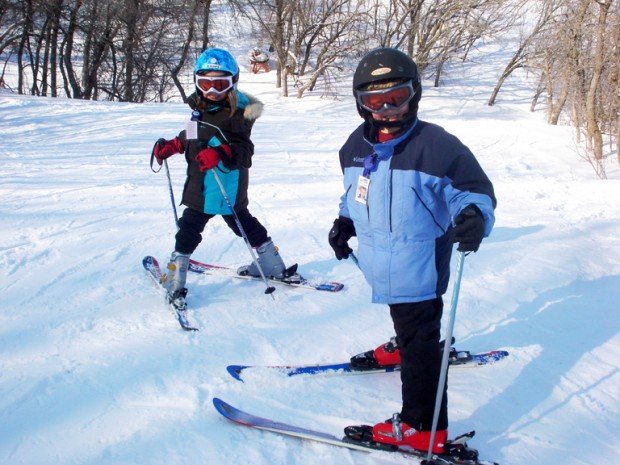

{"left": 1, "top": 56, "right": 618, "bottom": 465}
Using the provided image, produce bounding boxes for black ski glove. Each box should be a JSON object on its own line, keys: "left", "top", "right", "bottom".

{"left": 452, "top": 205, "right": 485, "bottom": 252}
{"left": 328, "top": 216, "right": 356, "bottom": 260}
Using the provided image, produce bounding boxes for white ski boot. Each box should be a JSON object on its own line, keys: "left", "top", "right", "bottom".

{"left": 237, "top": 240, "right": 287, "bottom": 279}
{"left": 164, "top": 251, "right": 190, "bottom": 309}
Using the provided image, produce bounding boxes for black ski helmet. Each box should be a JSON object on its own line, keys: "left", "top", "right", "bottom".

{"left": 353, "top": 48, "right": 422, "bottom": 125}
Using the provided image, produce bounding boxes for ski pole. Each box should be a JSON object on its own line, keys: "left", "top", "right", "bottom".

{"left": 349, "top": 251, "right": 359, "bottom": 268}
{"left": 150, "top": 139, "right": 179, "bottom": 229}
{"left": 210, "top": 169, "right": 276, "bottom": 298}
{"left": 164, "top": 160, "right": 180, "bottom": 229}
{"left": 425, "top": 250, "right": 466, "bottom": 463}
{"left": 195, "top": 121, "right": 276, "bottom": 297}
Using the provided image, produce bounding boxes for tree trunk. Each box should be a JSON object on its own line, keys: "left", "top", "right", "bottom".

{"left": 16, "top": 0, "right": 34, "bottom": 95}
{"left": 585, "top": 0, "right": 609, "bottom": 161}
{"left": 531, "top": 73, "right": 545, "bottom": 112}
{"left": 434, "top": 59, "right": 445, "bottom": 87}
{"left": 63, "top": 0, "right": 83, "bottom": 98}
{"left": 122, "top": 0, "right": 140, "bottom": 102}
{"left": 30, "top": 16, "right": 50, "bottom": 95}
{"left": 41, "top": 25, "right": 50, "bottom": 96}
{"left": 488, "top": 45, "right": 525, "bottom": 106}
{"left": 171, "top": 0, "right": 200, "bottom": 102}
{"left": 201, "top": 0, "right": 212, "bottom": 50}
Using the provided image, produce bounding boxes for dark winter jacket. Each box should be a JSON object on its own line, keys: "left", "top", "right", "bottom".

{"left": 338, "top": 119, "right": 496, "bottom": 304}
{"left": 177, "top": 91, "right": 263, "bottom": 214}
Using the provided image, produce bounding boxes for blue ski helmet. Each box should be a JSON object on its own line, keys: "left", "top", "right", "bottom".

{"left": 194, "top": 48, "right": 240, "bottom": 84}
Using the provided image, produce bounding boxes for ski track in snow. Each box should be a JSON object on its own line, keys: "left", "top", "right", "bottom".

{"left": 1, "top": 43, "right": 619, "bottom": 465}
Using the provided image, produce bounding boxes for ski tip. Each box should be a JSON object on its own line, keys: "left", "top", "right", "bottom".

{"left": 314, "top": 282, "right": 345, "bottom": 292}
{"left": 213, "top": 397, "right": 246, "bottom": 424}
{"left": 226, "top": 365, "right": 247, "bottom": 381}
{"left": 213, "top": 397, "right": 230, "bottom": 416}
{"left": 142, "top": 255, "right": 157, "bottom": 266}
{"left": 213, "top": 398, "right": 255, "bottom": 427}
{"left": 473, "top": 350, "right": 509, "bottom": 365}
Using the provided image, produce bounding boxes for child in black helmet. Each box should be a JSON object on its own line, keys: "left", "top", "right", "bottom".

{"left": 153, "top": 48, "right": 291, "bottom": 310}
{"left": 330, "top": 47, "right": 497, "bottom": 454}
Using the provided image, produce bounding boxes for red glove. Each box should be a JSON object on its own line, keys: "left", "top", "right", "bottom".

{"left": 153, "top": 137, "right": 184, "bottom": 165}
{"left": 196, "top": 144, "right": 233, "bottom": 172}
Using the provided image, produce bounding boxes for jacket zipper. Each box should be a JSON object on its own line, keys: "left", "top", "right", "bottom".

{"left": 389, "top": 169, "right": 393, "bottom": 232}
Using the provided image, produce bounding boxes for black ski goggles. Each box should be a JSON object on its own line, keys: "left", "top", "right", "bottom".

{"left": 356, "top": 81, "right": 415, "bottom": 114}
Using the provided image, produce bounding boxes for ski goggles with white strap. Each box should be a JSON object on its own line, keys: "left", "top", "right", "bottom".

{"left": 195, "top": 74, "right": 234, "bottom": 94}
{"left": 356, "top": 80, "right": 415, "bottom": 114}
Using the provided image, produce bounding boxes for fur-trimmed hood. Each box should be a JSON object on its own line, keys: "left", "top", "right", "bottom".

{"left": 237, "top": 91, "right": 263, "bottom": 121}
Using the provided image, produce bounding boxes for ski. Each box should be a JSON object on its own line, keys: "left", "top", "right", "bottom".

{"left": 188, "top": 258, "right": 344, "bottom": 292}
{"left": 213, "top": 397, "right": 498, "bottom": 465}
{"left": 142, "top": 256, "right": 198, "bottom": 331}
{"left": 226, "top": 349, "right": 508, "bottom": 381}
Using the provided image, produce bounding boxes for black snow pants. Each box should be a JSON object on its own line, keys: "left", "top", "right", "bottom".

{"left": 389, "top": 297, "right": 448, "bottom": 431}
{"left": 174, "top": 207, "right": 269, "bottom": 255}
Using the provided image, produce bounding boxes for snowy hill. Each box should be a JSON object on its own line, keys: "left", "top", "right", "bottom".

{"left": 1, "top": 58, "right": 619, "bottom": 465}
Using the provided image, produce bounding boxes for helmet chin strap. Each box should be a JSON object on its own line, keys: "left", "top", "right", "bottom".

{"left": 368, "top": 112, "right": 415, "bottom": 129}
{"left": 371, "top": 117, "right": 407, "bottom": 128}
{"left": 364, "top": 112, "right": 417, "bottom": 142}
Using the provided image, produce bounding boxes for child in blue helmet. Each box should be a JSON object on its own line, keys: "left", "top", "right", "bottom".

{"left": 153, "top": 48, "right": 291, "bottom": 309}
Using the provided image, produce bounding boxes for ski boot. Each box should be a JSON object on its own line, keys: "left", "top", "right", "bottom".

{"left": 164, "top": 251, "right": 190, "bottom": 310}
{"left": 350, "top": 337, "right": 468, "bottom": 371}
{"left": 350, "top": 337, "right": 401, "bottom": 370}
{"left": 344, "top": 413, "right": 447, "bottom": 455}
{"left": 237, "top": 240, "right": 298, "bottom": 281}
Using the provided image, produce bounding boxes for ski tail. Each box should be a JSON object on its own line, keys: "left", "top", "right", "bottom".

{"left": 226, "top": 365, "right": 248, "bottom": 381}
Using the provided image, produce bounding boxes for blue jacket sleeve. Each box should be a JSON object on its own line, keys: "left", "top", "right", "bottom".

{"left": 443, "top": 148, "right": 496, "bottom": 236}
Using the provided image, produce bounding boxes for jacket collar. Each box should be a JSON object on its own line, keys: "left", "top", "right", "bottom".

{"left": 365, "top": 118, "right": 419, "bottom": 160}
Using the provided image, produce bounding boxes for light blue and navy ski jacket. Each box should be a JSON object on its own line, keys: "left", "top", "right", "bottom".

{"left": 338, "top": 119, "right": 496, "bottom": 305}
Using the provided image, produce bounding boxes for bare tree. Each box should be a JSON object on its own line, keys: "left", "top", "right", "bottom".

{"left": 288, "top": 0, "right": 368, "bottom": 98}
{"left": 368, "top": 0, "right": 513, "bottom": 86}
{"left": 528, "top": 0, "right": 618, "bottom": 176}
{"left": 61, "top": 0, "right": 84, "bottom": 99}
{"left": 80, "top": 1, "right": 121, "bottom": 100}
{"left": 15, "top": 0, "right": 34, "bottom": 94}
{"left": 583, "top": 0, "right": 611, "bottom": 168}
{"left": 166, "top": 1, "right": 198, "bottom": 102}
{"left": 488, "top": 0, "right": 559, "bottom": 106}
{"left": 529, "top": 1, "right": 590, "bottom": 123}
{"left": 229, "top": 0, "right": 296, "bottom": 94}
